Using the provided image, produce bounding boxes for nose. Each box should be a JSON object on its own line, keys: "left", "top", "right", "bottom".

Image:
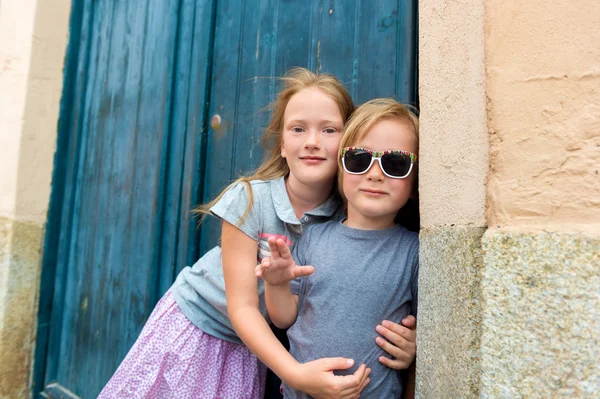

{"left": 304, "top": 129, "right": 320, "bottom": 149}
{"left": 366, "top": 159, "right": 384, "bottom": 181}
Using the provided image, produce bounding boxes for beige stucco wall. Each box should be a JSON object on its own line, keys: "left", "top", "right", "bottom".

{"left": 486, "top": 0, "right": 600, "bottom": 232}
{"left": 0, "top": 0, "right": 71, "bottom": 397}
{"left": 0, "top": 0, "right": 69, "bottom": 222}
{"left": 418, "top": 0, "right": 488, "bottom": 228}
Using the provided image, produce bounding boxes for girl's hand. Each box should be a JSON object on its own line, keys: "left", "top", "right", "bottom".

{"left": 375, "top": 315, "right": 417, "bottom": 370}
{"left": 289, "top": 358, "right": 371, "bottom": 399}
{"left": 255, "top": 237, "right": 314, "bottom": 285}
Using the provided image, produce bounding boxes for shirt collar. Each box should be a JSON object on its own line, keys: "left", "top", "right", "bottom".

{"left": 270, "top": 177, "right": 342, "bottom": 225}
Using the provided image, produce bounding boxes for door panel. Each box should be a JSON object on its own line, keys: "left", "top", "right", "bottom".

{"left": 37, "top": 0, "right": 215, "bottom": 397}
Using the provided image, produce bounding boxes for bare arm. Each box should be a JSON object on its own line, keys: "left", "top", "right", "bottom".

{"left": 222, "top": 221, "right": 370, "bottom": 399}
{"left": 222, "top": 222, "right": 300, "bottom": 379}
{"left": 264, "top": 282, "right": 299, "bottom": 329}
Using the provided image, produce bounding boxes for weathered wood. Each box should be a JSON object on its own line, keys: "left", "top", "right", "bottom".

{"left": 40, "top": 383, "right": 81, "bottom": 399}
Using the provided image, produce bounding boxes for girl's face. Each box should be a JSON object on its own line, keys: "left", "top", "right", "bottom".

{"left": 342, "top": 118, "right": 417, "bottom": 229}
{"left": 281, "top": 87, "right": 344, "bottom": 190}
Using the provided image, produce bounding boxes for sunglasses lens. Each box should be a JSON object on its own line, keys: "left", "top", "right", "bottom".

{"left": 381, "top": 153, "right": 412, "bottom": 177}
{"left": 343, "top": 149, "right": 372, "bottom": 173}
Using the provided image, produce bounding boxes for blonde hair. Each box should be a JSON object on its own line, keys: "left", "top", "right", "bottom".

{"left": 194, "top": 68, "right": 354, "bottom": 225}
{"left": 337, "top": 98, "right": 420, "bottom": 230}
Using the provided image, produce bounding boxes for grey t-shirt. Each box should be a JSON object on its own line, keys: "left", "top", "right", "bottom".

{"left": 171, "top": 177, "right": 341, "bottom": 344}
{"left": 284, "top": 220, "right": 419, "bottom": 399}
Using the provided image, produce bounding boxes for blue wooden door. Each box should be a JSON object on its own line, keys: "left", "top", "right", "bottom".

{"left": 34, "top": 1, "right": 416, "bottom": 397}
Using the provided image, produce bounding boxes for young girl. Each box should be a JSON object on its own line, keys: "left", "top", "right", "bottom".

{"left": 99, "top": 71, "right": 416, "bottom": 399}
{"left": 256, "top": 98, "right": 420, "bottom": 399}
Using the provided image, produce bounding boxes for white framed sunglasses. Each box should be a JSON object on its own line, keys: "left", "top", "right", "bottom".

{"left": 340, "top": 146, "right": 417, "bottom": 179}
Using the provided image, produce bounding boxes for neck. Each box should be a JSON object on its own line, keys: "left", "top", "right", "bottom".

{"left": 285, "top": 175, "right": 334, "bottom": 220}
{"left": 344, "top": 207, "right": 397, "bottom": 230}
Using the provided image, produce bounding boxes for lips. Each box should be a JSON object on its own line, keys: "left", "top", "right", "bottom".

{"left": 300, "top": 156, "right": 326, "bottom": 161}
{"left": 360, "top": 188, "right": 387, "bottom": 196}
{"left": 300, "top": 156, "right": 327, "bottom": 165}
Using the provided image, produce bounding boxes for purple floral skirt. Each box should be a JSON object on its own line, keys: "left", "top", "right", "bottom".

{"left": 98, "top": 290, "right": 266, "bottom": 399}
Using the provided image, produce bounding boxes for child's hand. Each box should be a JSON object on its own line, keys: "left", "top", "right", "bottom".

{"left": 375, "top": 315, "right": 417, "bottom": 370}
{"left": 254, "top": 237, "right": 314, "bottom": 286}
{"left": 289, "top": 358, "right": 371, "bottom": 399}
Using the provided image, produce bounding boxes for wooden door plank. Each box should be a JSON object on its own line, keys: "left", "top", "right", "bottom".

{"left": 175, "top": 0, "right": 218, "bottom": 274}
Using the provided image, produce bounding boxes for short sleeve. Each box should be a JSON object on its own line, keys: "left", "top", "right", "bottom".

{"left": 289, "top": 231, "right": 310, "bottom": 295}
{"left": 410, "top": 238, "right": 419, "bottom": 316}
{"left": 210, "top": 182, "right": 261, "bottom": 241}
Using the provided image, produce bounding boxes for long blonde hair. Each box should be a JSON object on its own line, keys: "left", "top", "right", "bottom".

{"left": 194, "top": 68, "right": 355, "bottom": 225}
{"left": 337, "top": 98, "right": 420, "bottom": 231}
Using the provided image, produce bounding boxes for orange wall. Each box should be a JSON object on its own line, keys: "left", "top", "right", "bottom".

{"left": 485, "top": 0, "right": 600, "bottom": 231}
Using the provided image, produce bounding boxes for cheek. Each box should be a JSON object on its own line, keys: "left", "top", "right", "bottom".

{"left": 389, "top": 178, "right": 414, "bottom": 199}
{"left": 342, "top": 172, "right": 361, "bottom": 195}
{"left": 326, "top": 135, "right": 342, "bottom": 153}
{"left": 281, "top": 133, "right": 300, "bottom": 156}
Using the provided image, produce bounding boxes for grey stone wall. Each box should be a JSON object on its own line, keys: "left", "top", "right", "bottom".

{"left": 481, "top": 231, "right": 600, "bottom": 398}
{"left": 0, "top": 217, "right": 44, "bottom": 399}
{"left": 416, "top": 227, "right": 486, "bottom": 398}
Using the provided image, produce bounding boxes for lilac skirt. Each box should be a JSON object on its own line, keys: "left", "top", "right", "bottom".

{"left": 98, "top": 290, "right": 266, "bottom": 399}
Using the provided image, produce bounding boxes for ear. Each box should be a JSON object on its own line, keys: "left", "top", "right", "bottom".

{"left": 281, "top": 141, "right": 287, "bottom": 158}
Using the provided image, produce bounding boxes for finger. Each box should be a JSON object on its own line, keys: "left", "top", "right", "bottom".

{"left": 293, "top": 265, "right": 315, "bottom": 278}
{"left": 267, "top": 237, "right": 281, "bottom": 260}
{"left": 401, "top": 314, "right": 417, "bottom": 329}
{"left": 339, "top": 365, "right": 370, "bottom": 396}
{"left": 337, "top": 365, "right": 364, "bottom": 393}
{"left": 356, "top": 366, "right": 371, "bottom": 391}
{"left": 254, "top": 264, "right": 262, "bottom": 277}
{"left": 261, "top": 257, "right": 271, "bottom": 270}
{"left": 381, "top": 321, "right": 417, "bottom": 360}
{"left": 381, "top": 320, "right": 412, "bottom": 340}
{"left": 375, "top": 336, "right": 411, "bottom": 364}
{"left": 356, "top": 370, "right": 371, "bottom": 395}
{"left": 378, "top": 355, "right": 408, "bottom": 370}
{"left": 376, "top": 324, "right": 404, "bottom": 347}
{"left": 359, "top": 377, "right": 371, "bottom": 393}
{"left": 316, "top": 357, "right": 355, "bottom": 372}
{"left": 276, "top": 238, "right": 293, "bottom": 260}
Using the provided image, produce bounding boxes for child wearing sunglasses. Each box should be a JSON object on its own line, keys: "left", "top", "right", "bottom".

{"left": 256, "top": 98, "right": 419, "bottom": 399}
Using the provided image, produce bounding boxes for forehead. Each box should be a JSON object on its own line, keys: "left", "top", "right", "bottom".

{"left": 284, "top": 88, "right": 343, "bottom": 122}
{"left": 355, "top": 117, "right": 417, "bottom": 152}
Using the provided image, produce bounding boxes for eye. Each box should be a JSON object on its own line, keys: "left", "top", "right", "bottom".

{"left": 291, "top": 126, "right": 305, "bottom": 133}
{"left": 323, "top": 127, "right": 338, "bottom": 134}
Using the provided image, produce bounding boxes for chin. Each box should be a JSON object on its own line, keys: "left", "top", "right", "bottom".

{"left": 297, "top": 172, "right": 336, "bottom": 186}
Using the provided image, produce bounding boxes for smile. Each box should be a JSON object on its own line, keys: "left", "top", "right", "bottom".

{"left": 300, "top": 156, "right": 326, "bottom": 164}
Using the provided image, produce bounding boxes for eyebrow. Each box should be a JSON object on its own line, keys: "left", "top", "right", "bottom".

{"left": 286, "top": 119, "right": 342, "bottom": 125}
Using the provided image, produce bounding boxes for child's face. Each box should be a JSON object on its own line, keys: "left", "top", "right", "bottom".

{"left": 281, "top": 87, "right": 343, "bottom": 189}
{"left": 342, "top": 118, "right": 417, "bottom": 227}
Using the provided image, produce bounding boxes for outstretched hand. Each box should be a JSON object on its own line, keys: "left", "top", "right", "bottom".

{"left": 255, "top": 237, "right": 315, "bottom": 285}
